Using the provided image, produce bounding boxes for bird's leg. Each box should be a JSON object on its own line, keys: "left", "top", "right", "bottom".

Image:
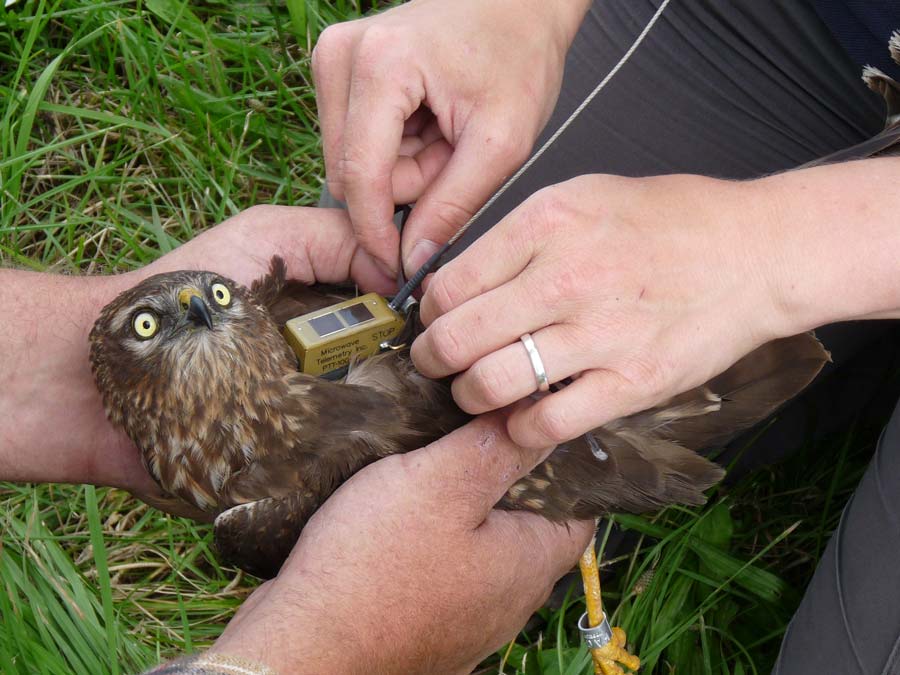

{"left": 579, "top": 534, "right": 640, "bottom": 675}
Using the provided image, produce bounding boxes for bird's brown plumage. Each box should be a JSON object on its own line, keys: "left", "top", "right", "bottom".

{"left": 90, "top": 258, "right": 829, "bottom": 578}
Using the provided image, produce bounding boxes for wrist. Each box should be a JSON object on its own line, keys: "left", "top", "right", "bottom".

{"left": 523, "top": 0, "right": 592, "bottom": 49}
{"left": 748, "top": 158, "right": 900, "bottom": 335}
{"left": 549, "top": 0, "right": 593, "bottom": 46}
{"left": 0, "top": 268, "right": 139, "bottom": 487}
{"left": 207, "top": 579, "right": 355, "bottom": 675}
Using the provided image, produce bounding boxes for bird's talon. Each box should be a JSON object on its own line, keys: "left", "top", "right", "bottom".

{"left": 590, "top": 625, "right": 640, "bottom": 673}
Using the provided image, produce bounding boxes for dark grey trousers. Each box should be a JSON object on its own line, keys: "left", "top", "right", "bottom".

{"left": 774, "top": 398, "right": 900, "bottom": 674}
{"left": 321, "top": 1, "right": 900, "bottom": 671}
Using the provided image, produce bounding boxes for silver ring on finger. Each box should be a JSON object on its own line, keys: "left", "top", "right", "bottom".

{"left": 520, "top": 333, "right": 550, "bottom": 393}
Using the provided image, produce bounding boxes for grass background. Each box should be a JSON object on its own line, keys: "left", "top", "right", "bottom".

{"left": 0, "top": 1, "right": 895, "bottom": 673}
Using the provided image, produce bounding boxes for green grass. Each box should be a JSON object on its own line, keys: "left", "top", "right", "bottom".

{"left": 0, "top": 1, "right": 893, "bottom": 673}
{"left": 2, "top": 425, "right": 885, "bottom": 674}
{"left": 474, "top": 421, "right": 885, "bottom": 675}
{"left": 0, "top": 0, "right": 379, "bottom": 271}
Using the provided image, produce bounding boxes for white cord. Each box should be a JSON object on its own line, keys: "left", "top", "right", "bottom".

{"left": 446, "top": 0, "right": 673, "bottom": 246}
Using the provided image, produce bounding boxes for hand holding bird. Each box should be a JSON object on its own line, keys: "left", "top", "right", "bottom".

{"left": 88, "top": 228, "right": 826, "bottom": 673}
{"left": 413, "top": 162, "right": 899, "bottom": 450}
{"left": 0, "top": 200, "right": 595, "bottom": 674}
{"left": 95, "top": 23, "right": 896, "bottom": 672}
{"left": 87, "top": 175, "right": 840, "bottom": 673}
{"left": 0, "top": 205, "right": 391, "bottom": 520}
{"left": 90, "top": 220, "right": 828, "bottom": 581}
{"left": 311, "top": 0, "right": 592, "bottom": 277}
{"left": 207, "top": 415, "right": 595, "bottom": 675}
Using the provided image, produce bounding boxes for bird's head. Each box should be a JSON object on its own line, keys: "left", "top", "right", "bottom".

{"left": 89, "top": 269, "right": 293, "bottom": 431}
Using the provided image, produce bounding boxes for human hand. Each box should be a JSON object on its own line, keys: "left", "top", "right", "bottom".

{"left": 410, "top": 173, "right": 794, "bottom": 448}
{"left": 312, "top": 0, "right": 591, "bottom": 278}
{"left": 0, "top": 206, "right": 392, "bottom": 516}
{"left": 208, "top": 414, "right": 594, "bottom": 675}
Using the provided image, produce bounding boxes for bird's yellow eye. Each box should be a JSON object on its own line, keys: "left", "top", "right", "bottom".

{"left": 132, "top": 311, "right": 159, "bottom": 339}
{"left": 211, "top": 283, "right": 231, "bottom": 307}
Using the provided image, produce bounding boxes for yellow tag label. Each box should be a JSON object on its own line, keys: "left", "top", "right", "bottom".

{"left": 283, "top": 293, "right": 405, "bottom": 376}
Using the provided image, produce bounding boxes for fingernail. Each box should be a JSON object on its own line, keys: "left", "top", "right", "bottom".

{"left": 406, "top": 239, "right": 440, "bottom": 276}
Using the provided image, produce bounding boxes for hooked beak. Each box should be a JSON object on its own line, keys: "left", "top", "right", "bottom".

{"left": 186, "top": 294, "right": 213, "bottom": 330}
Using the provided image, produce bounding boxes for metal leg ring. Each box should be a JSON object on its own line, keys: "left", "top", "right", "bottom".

{"left": 578, "top": 611, "right": 613, "bottom": 649}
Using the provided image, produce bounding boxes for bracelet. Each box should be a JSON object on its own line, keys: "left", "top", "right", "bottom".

{"left": 141, "top": 653, "right": 277, "bottom": 675}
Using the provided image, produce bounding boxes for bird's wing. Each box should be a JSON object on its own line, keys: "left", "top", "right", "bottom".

{"left": 500, "top": 333, "right": 829, "bottom": 520}
{"left": 498, "top": 429, "right": 725, "bottom": 521}
{"left": 210, "top": 372, "right": 413, "bottom": 578}
{"left": 617, "top": 333, "right": 830, "bottom": 450}
{"left": 220, "top": 373, "right": 410, "bottom": 504}
{"left": 214, "top": 358, "right": 465, "bottom": 579}
{"left": 221, "top": 355, "right": 464, "bottom": 506}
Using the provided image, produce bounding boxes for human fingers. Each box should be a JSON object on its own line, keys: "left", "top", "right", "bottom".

{"left": 340, "top": 50, "right": 425, "bottom": 276}
{"left": 400, "top": 117, "right": 534, "bottom": 276}
{"left": 398, "top": 112, "right": 445, "bottom": 152}
{"left": 417, "top": 197, "right": 547, "bottom": 327}
{"left": 311, "top": 22, "right": 360, "bottom": 201}
{"left": 393, "top": 116, "right": 453, "bottom": 203}
{"left": 450, "top": 324, "right": 592, "bottom": 414}
{"left": 392, "top": 137, "right": 453, "bottom": 205}
{"left": 147, "top": 206, "right": 395, "bottom": 295}
{"left": 506, "top": 368, "right": 654, "bottom": 448}
{"left": 412, "top": 271, "right": 562, "bottom": 379}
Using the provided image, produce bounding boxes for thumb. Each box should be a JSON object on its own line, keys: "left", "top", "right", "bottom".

{"left": 411, "top": 412, "right": 556, "bottom": 528}
{"left": 401, "top": 122, "right": 531, "bottom": 277}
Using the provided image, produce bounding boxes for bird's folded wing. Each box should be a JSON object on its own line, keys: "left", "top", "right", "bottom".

{"left": 618, "top": 333, "right": 831, "bottom": 450}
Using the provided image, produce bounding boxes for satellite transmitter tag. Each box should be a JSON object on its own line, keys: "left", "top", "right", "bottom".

{"left": 284, "top": 293, "right": 405, "bottom": 377}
